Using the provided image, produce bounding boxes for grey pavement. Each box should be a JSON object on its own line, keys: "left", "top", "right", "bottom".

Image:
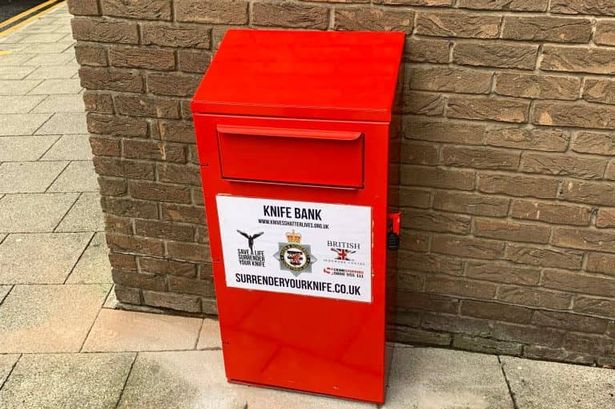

{"left": 0, "top": 3, "right": 613, "bottom": 409}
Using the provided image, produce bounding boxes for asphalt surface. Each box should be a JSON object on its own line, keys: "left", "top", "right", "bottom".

{"left": 0, "top": 0, "right": 51, "bottom": 24}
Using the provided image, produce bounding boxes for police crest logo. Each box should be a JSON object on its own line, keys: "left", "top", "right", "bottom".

{"left": 274, "top": 230, "right": 317, "bottom": 276}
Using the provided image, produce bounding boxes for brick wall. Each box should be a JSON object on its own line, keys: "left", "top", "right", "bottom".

{"left": 68, "top": 0, "right": 615, "bottom": 365}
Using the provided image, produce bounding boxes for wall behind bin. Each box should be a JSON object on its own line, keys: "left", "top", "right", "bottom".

{"left": 68, "top": 0, "right": 615, "bottom": 366}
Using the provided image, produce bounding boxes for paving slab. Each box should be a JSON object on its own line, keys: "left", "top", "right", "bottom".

{"left": 83, "top": 310, "right": 203, "bottom": 352}
{"left": 383, "top": 347, "right": 513, "bottom": 409}
{"left": 118, "top": 350, "right": 375, "bottom": 409}
{"left": 41, "top": 134, "right": 92, "bottom": 161}
{"left": 0, "top": 113, "right": 51, "bottom": 136}
{"left": 18, "top": 33, "right": 67, "bottom": 44}
{"left": 56, "top": 193, "right": 104, "bottom": 232}
{"left": 48, "top": 161, "right": 98, "bottom": 192}
{"left": 0, "top": 352, "right": 134, "bottom": 408}
{"left": 36, "top": 112, "right": 87, "bottom": 134}
{"left": 0, "top": 95, "right": 46, "bottom": 113}
{"left": 0, "top": 135, "right": 59, "bottom": 161}
{"left": 19, "top": 42, "right": 73, "bottom": 54}
{"left": 501, "top": 356, "right": 615, "bottom": 409}
{"left": 0, "top": 43, "right": 26, "bottom": 52}
{"left": 0, "top": 161, "right": 67, "bottom": 193}
{"left": 0, "top": 284, "right": 110, "bottom": 353}
{"left": 0, "top": 65, "right": 35, "bottom": 80}
{"left": 66, "top": 233, "right": 112, "bottom": 284}
{"left": 0, "top": 354, "right": 19, "bottom": 387}
{"left": 0, "top": 232, "right": 92, "bottom": 284}
{"left": 29, "top": 78, "right": 81, "bottom": 95}
{"left": 23, "top": 53, "right": 73, "bottom": 66}
{"left": 0, "top": 53, "right": 34, "bottom": 66}
{"left": 0, "top": 79, "right": 41, "bottom": 95}
{"left": 0, "top": 193, "right": 77, "bottom": 233}
{"left": 26, "top": 64, "right": 80, "bottom": 80}
{"left": 196, "top": 318, "right": 222, "bottom": 349}
{"left": 30, "top": 94, "right": 84, "bottom": 113}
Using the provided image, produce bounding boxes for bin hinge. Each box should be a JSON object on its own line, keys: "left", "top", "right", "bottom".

{"left": 387, "top": 212, "right": 401, "bottom": 251}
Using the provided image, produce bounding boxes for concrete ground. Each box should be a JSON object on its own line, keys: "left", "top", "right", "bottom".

{"left": 0, "top": 3, "right": 613, "bottom": 409}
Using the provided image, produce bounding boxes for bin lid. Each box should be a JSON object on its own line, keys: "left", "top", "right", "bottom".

{"left": 191, "top": 29, "right": 405, "bottom": 122}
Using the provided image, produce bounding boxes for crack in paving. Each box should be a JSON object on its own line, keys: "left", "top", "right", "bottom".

{"left": 498, "top": 355, "right": 520, "bottom": 409}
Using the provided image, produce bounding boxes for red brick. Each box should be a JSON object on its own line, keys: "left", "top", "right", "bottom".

{"left": 139, "top": 257, "right": 197, "bottom": 278}
{"left": 459, "top": 0, "right": 548, "bottom": 11}
{"left": 474, "top": 219, "right": 551, "bottom": 244}
{"left": 334, "top": 8, "right": 413, "bottom": 32}
{"left": 74, "top": 43, "right": 107, "bottom": 66}
{"left": 586, "top": 252, "right": 615, "bottom": 277}
{"left": 107, "top": 234, "right": 165, "bottom": 257}
{"left": 478, "top": 174, "right": 560, "bottom": 199}
{"left": 167, "top": 241, "right": 211, "bottom": 263}
{"left": 416, "top": 11, "right": 501, "bottom": 39}
{"left": 398, "top": 251, "right": 464, "bottom": 275}
{"left": 466, "top": 262, "right": 540, "bottom": 285}
{"left": 112, "top": 270, "right": 165, "bottom": 291}
{"left": 502, "top": 16, "right": 592, "bottom": 43}
{"left": 147, "top": 72, "right": 201, "bottom": 97}
{"left": 401, "top": 166, "right": 475, "bottom": 190}
{"left": 425, "top": 275, "right": 498, "bottom": 298}
{"left": 453, "top": 41, "right": 538, "bottom": 70}
{"left": 520, "top": 153, "right": 606, "bottom": 180}
{"left": 461, "top": 300, "right": 533, "bottom": 324}
{"left": 510, "top": 200, "right": 592, "bottom": 226}
{"left": 101, "top": 0, "right": 172, "bottom": 20}
{"left": 442, "top": 146, "right": 520, "bottom": 170}
{"left": 485, "top": 127, "right": 569, "bottom": 152}
{"left": 80, "top": 67, "right": 144, "bottom": 93}
{"left": 72, "top": 18, "right": 138, "bottom": 44}
{"left": 123, "top": 140, "right": 185, "bottom": 163}
{"left": 129, "top": 181, "right": 191, "bottom": 204}
{"left": 405, "top": 117, "right": 486, "bottom": 145}
{"left": 175, "top": 0, "right": 248, "bottom": 24}
{"left": 431, "top": 235, "right": 505, "bottom": 260}
{"left": 401, "top": 209, "right": 471, "bottom": 234}
{"left": 141, "top": 23, "right": 211, "bottom": 48}
{"left": 496, "top": 285, "right": 572, "bottom": 310}
{"left": 543, "top": 269, "right": 615, "bottom": 297}
{"left": 67, "top": 0, "right": 99, "bottom": 15}
{"left": 109, "top": 46, "right": 175, "bottom": 71}
{"left": 447, "top": 95, "right": 530, "bottom": 123}
{"left": 505, "top": 244, "right": 583, "bottom": 269}
{"left": 255, "top": 2, "right": 329, "bottom": 29}
{"left": 135, "top": 219, "right": 194, "bottom": 242}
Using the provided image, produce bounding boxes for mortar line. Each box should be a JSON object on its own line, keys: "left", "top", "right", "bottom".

{"left": 0, "top": 353, "right": 22, "bottom": 392}
{"left": 498, "top": 355, "right": 520, "bottom": 409}
{"left": 63, "top": 230, "right": 96, "bottom": 285}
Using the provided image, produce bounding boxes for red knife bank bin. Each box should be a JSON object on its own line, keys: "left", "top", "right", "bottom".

{"left": 191, "top": 29, "right": 404, "bottom": 404}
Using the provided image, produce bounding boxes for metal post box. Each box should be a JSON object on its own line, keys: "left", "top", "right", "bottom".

{"left": 191, "top": 29, "right": 404, "bottom": 404}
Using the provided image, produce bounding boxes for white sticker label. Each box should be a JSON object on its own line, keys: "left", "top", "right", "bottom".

{"left": 216, "top": 195, "right": 372, "bottom": 302}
